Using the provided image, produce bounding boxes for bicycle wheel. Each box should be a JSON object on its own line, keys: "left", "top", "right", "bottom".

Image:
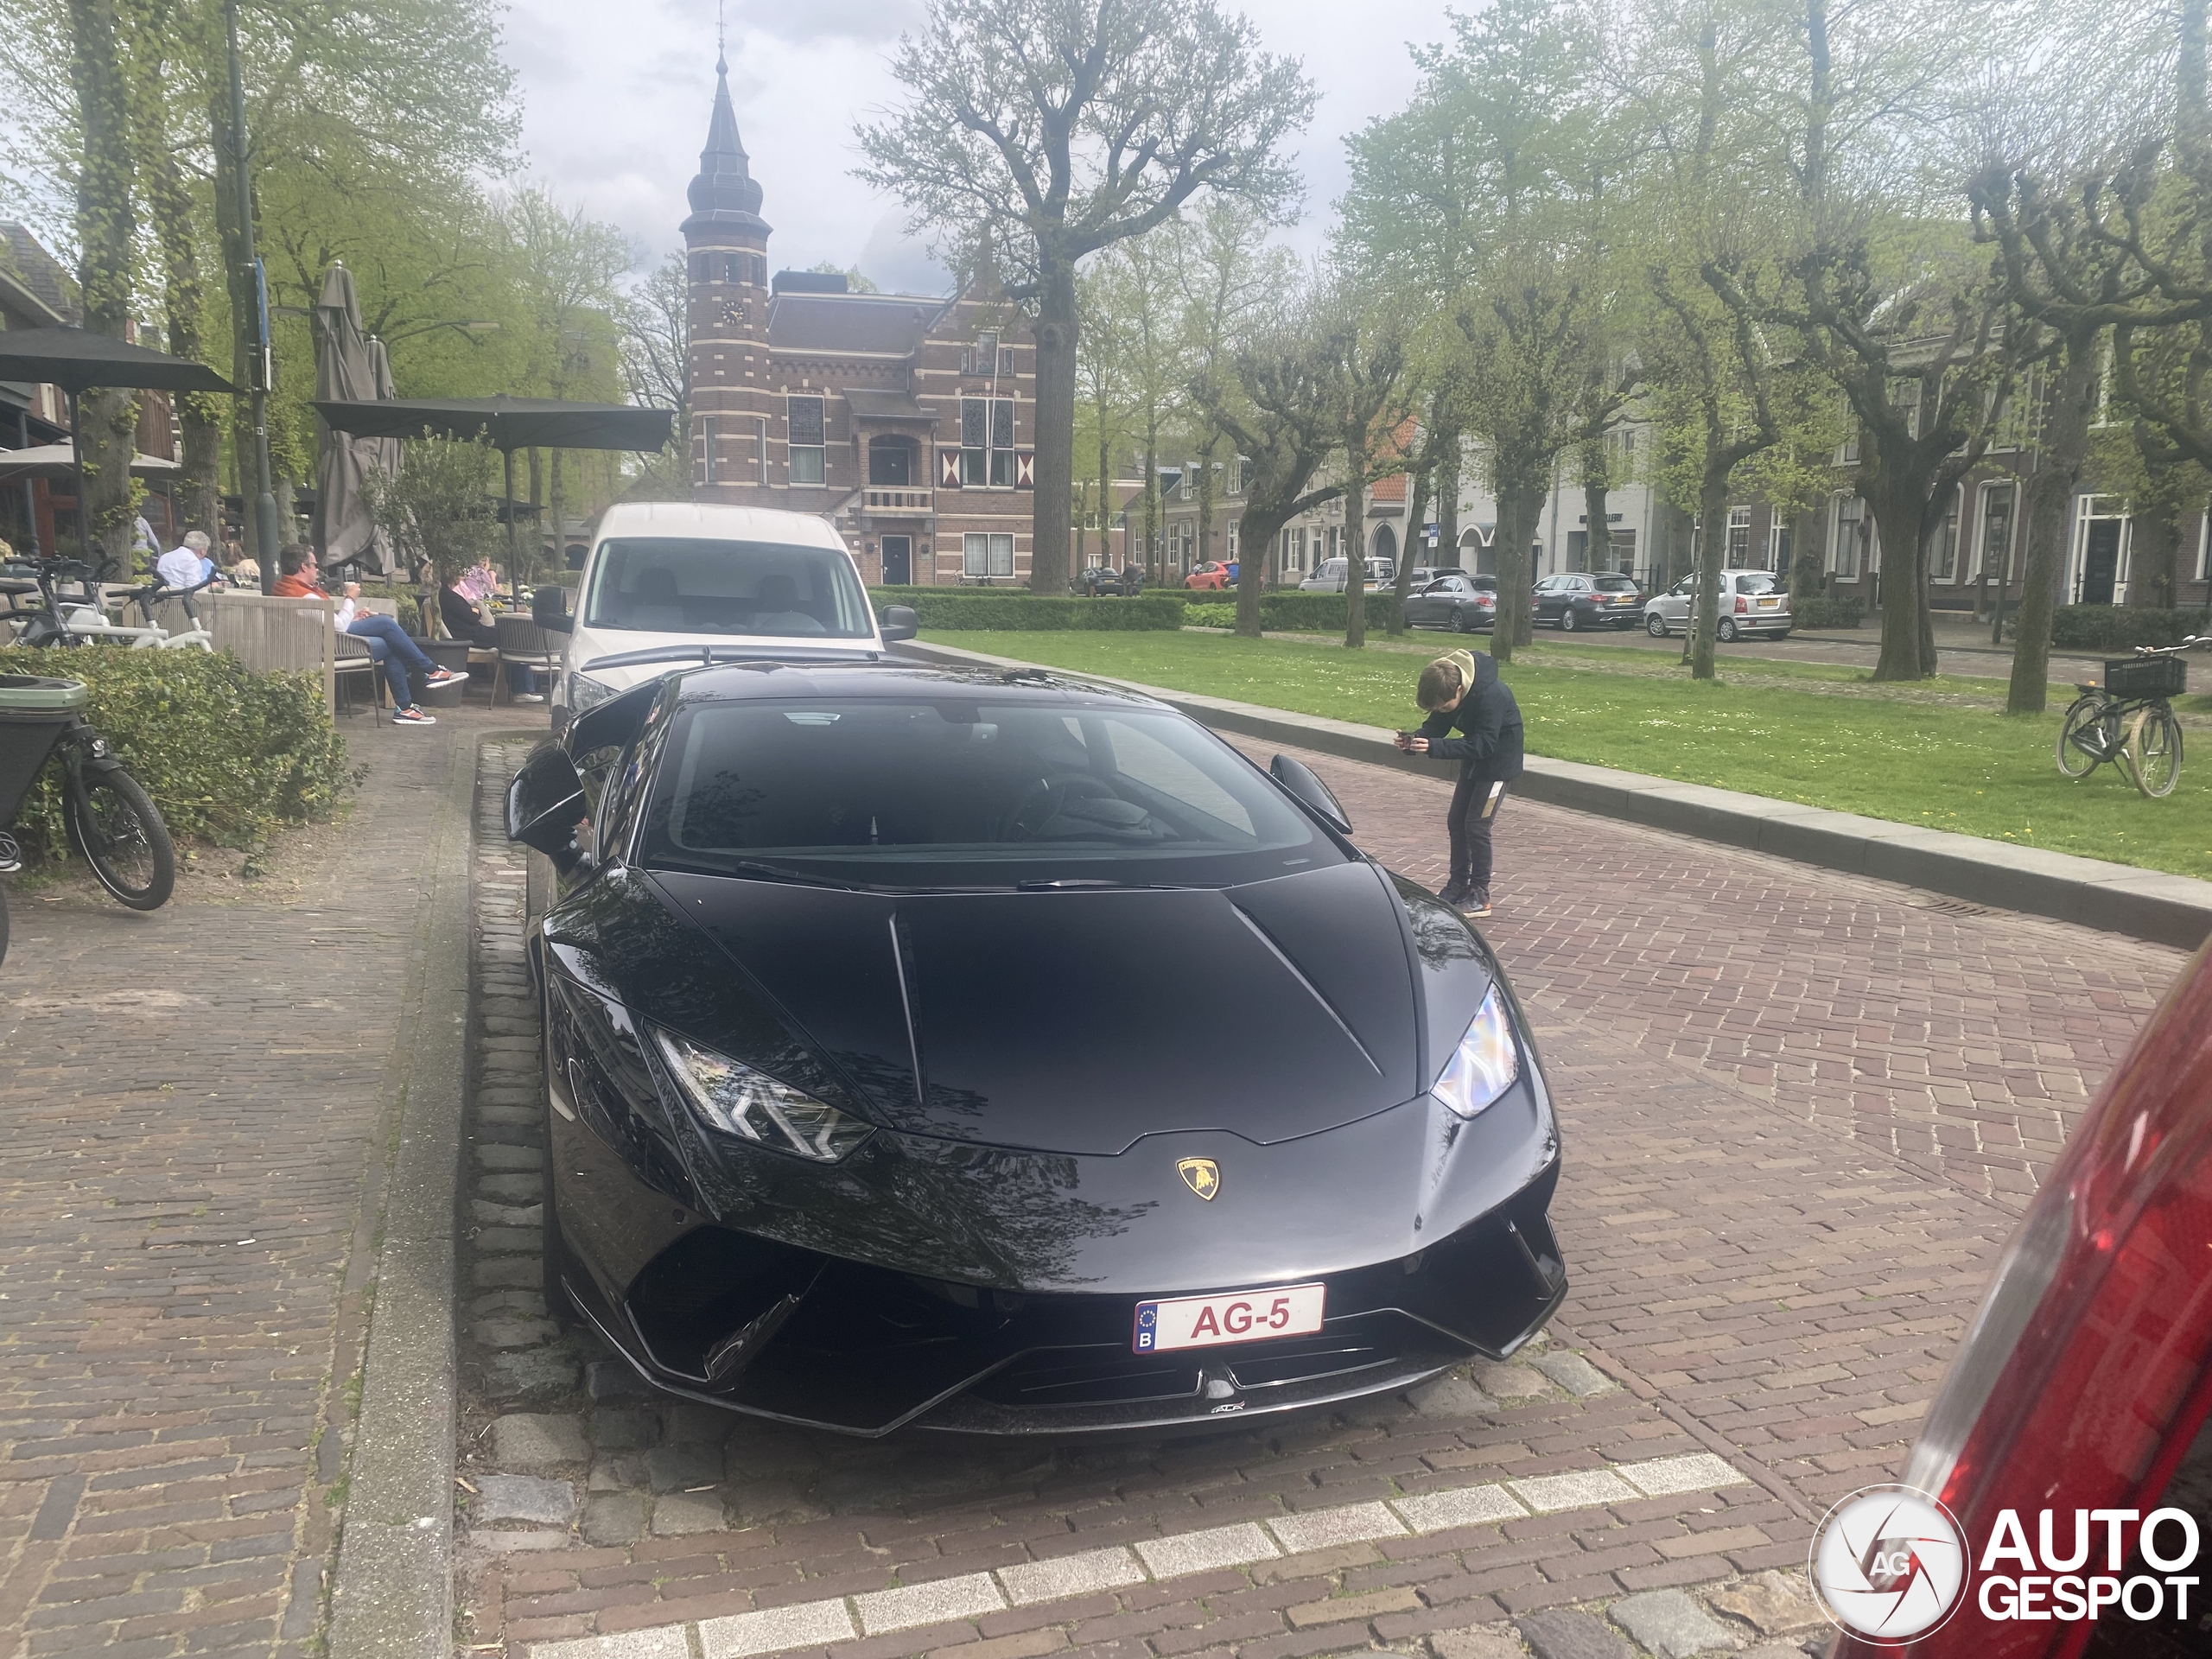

{"left": 66, "top": 766, "right": 175, "bottom": 910}
{"left": 2132, "top": 707, "right": 2184, "bottom": 798}
{"left": 2056, "top": 696, "right": 2108, "bottom": 778}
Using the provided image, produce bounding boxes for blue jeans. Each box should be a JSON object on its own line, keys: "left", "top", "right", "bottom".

{"left": 348, "top": 614, "right": 436, "bottom": 708}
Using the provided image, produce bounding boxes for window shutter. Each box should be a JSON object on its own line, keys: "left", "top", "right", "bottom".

{"left": 940, "top": 448, "right": 963, "bottom": 489}
{"left": 1014, "top": 452, "right": 1035, "bottom": 489}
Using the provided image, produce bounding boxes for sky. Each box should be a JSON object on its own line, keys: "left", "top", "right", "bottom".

{"left": 499, "top": 0, "right": 1464, "bottom": 295}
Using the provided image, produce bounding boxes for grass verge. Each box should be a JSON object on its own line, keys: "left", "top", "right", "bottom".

{"left": 922, "top": 629, "right": 2212, "bottom": 881}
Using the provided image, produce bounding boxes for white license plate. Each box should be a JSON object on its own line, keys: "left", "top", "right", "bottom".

{"left": 1133, "top": 1283, "right": 1326, "bottom": 1352}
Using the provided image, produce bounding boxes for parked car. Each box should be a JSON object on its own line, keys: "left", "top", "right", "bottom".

{"left": 1532, "top": 572, "right": 1643, "bottom": 631}
{"left": 1076, "top": 566, "right": 1135, "bottom": 596}
{"left": 1828, "top": 936, "right": 2212, "bottom": 1659}
{"left": 1402, "top": 566, "right": 1469, "bottom": 589}
{"left": 532, "top": 501, "right": 915, "bottom": 735}
{"left": 1403, "top": 574, "right": 1498, "bottom": 632}
{"left": 1299, "top": 558, "right": 1392, "bottom": 594}
{"left": 1185, "top": 561, "right": 1235, "bottom": 590}
{"left": 507, "top": 661, "right": 1567, "bottom": 1435}
{"left": 1642, "top": 569, "right": 1792, "bottom": 641}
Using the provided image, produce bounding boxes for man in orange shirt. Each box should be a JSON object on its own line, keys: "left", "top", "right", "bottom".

{"left": 274, "top": 545, "right": 461, "bottom": 724}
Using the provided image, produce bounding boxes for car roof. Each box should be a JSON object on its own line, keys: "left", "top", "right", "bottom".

{"left": 665, "top": 658, "right": 1170, "bottom": 711}
{"left": 592, "top": 499, "right": 849, "bottom": 550}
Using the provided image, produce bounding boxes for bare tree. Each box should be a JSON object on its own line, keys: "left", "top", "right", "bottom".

{"left": 856, "top": 0, "right": 1313, "bottom": 597}
{"left": 620, "top": 249, "right": 691, "bottom": 488}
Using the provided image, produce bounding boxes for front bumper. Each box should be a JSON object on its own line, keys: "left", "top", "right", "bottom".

{"left": 552, "top": 1143, "right": 1565, "bottom": 1437}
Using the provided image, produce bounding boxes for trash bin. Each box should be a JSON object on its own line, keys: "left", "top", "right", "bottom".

{"left": 0, "top": 675, "right": 86, "bottom": 827}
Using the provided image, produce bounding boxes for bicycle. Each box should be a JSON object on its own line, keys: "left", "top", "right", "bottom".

{"left": 0, "top": 675, "right": 177, "bottom": 958}
{"left": 3, "top": 558, "right": 217, "bottom": 650}
{"left": 2056, "top": 635, "right": 2207, "bottom": 798}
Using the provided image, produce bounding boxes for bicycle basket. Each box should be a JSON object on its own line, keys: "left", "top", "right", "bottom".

{"left": 0, "top": 675, "right": 86, "bottom": 828}
{"left": 2103, "top": 655, "right": 2188, "bottom": 698}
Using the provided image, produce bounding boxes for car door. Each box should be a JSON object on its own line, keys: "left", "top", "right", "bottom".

{"left": 1531, "top": 575, "right": 1561, "bottom": 624}
{"left": 1660, "top": 577, "right": 1694, "bottom": 626}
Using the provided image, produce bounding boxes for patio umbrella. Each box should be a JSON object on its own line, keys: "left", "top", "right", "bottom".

{"left": 0, "top": 327, "right": 232, "bottom": 563}
{"left": 0, "top": 444, "right": 181, "bottom": 483}
{"left": 314, "top": 396, "right": 674, "bottom": 564}
{"left": 308, "top": 264, "right": 398, "bottom": 574}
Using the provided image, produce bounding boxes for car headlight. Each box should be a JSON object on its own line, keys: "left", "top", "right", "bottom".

{"left": 650, "top": 1027, "right": 873, "bottom": 1162}
{"left": 566, "top": 670, "right": 616, "bottom": 713}
{"left": 1432, "top": 984, "right": 1521, "bottom": 1120}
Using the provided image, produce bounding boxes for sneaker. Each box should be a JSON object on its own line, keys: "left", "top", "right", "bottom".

{"left": 1437, "top": 880, "right": 1470, "bottom": 907}
{"left": 424, "top": 667, "right": 467, "bottom": 684}
{"left": 392, "top": 707, "right": 437, "bottom": 725}
{"left": 514, "top": 692, "right": 546, "bottom": 703}
{"left": 1463, "top": 888, "right": 1492, "bottom": 918}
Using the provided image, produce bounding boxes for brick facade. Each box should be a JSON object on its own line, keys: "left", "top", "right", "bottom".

{"left": 680, "top": 57, "right": 1034, "bottom": 587}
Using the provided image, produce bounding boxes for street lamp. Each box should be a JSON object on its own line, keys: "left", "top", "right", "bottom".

{"left": 225, "top": 0, "right": 281, "bottom": 592}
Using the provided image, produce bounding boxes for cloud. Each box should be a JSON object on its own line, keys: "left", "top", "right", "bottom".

{"left": 728, "top": 0, "right": 923, "bottom": 46}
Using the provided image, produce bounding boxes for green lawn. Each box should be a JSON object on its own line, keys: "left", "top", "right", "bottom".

{"left": 923, "top": 629, "right": 2212, "bottom": 881}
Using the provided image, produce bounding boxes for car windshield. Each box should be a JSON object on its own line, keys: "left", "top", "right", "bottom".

{"left": 1735, "top": 572, "right": 1778, "bottom": 594}
{"left": 1592, "top": 575, "right": 1638, "bottom": 592}
{"left": 641, "top": 697, "right": 1338, "bottom": 889}
{"left": 582, "top": 537, "right": 874, "bottom": 638}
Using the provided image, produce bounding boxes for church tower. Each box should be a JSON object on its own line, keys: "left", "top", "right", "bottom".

{"left": 682, "top": 51, "right": 771, "bottom": 499}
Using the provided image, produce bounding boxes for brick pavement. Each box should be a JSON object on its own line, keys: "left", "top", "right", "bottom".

{"left": 0, "top": 702, "right": 524, "bottom": 1659}
{"left": 452, "top": 735, "right": 2189, "bottom": 1659}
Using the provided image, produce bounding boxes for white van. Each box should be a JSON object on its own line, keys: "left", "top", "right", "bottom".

{"left": 537, "top": 501, "right": 915, "bottom": 732}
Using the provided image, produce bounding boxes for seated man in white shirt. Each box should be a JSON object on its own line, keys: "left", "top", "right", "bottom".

{"left": 156, "top": 531, "right": 214, "bottom": 593}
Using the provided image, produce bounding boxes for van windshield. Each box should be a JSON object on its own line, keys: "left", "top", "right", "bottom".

{"left": 582, "top": 538, "right": 874, "bottom": 638}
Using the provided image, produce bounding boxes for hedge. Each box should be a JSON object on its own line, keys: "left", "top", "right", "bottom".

{"left": 2049, "top": 605, "right": 2211, "bottom": 651}
{"left": 0, "top": 646, "right": 353, "bottom": 867}
{"left": 877, "top": 593, "right": 1185, "bottom": 631}
{"left": 1795, "top": 595, "right": 1865, "bottom": 628}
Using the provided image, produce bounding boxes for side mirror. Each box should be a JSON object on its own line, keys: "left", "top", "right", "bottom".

{"left": 1270, "top": 754, "right": 1352, "bottom": 835}
{"left": 507, "top": 745, "right": 588, "bottom": 871}
{"left": 880, "top": 604, "right": 918, "bottom": 643}
{"left": 533, "top": 582, "right": 575, "bottom": 632}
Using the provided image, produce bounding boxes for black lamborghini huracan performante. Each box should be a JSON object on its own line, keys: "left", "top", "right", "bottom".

{"left": 507, "top": 661, "right": 1566, "bottom": 1435}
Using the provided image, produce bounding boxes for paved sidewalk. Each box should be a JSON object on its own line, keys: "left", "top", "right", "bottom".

{"left": 0, "top": 701, "right": 530, "bottom": 1659}
{"left": 451, "top": 734, "right": 2187, "bottom": 1659}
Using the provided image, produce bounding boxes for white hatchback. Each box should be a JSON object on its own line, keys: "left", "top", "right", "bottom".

{"left": 1643, "top": 569, "right": 1793, "bottom": 641}
{"left": 539, "top": 501, "right": 913, "bottom": 732}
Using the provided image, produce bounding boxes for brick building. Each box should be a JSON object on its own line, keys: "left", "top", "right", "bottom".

{"left": 680, "top": 54, "right": 1035, "bottom": 587}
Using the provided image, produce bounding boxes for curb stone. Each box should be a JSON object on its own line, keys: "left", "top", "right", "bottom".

{"left": 893, "top": 638, "right": 2212, "bottom": 949}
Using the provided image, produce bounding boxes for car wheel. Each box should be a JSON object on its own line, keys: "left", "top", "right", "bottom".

{"left": 1718, "top": 617, "right": 1738, "bottom": 643}
{"left": 1646, "top": 613, "right": 1668, "bottom": 637}
{"left": 1558, "top": 607, "right": 1579, "bottom": 632}
{"left": 1452, "top": 608, "right": 1473, "bottom": 633}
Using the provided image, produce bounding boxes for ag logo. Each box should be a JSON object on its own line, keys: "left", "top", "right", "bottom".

{"left": 1810, "top": 1484, "right": 1968, "bottom": 1641}
{"left": 1176, "top": 1157, "right": 1221, "bottom": 1200}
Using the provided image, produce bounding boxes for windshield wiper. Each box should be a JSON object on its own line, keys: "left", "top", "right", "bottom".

{"left": 1014, "top": 877, "right": 1194, "bottom": 891}
{"left": 719, "top": 859, "right": 862, "bottom": 890}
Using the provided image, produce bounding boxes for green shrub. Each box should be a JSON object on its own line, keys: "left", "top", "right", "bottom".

{"left": 2050, "top": 605, "right": 2210, "bottom": 651}
{"left": 355, "top": 583, "right": 424, "bottom": 636}
{"left": 881, "top": 593, "right": 1185, "bottom": 630}
{"left": 1185, "top": 603, "right": 1237, "bottom": 628}
{"left": 1796, "top": 595, "right": 1865, "bottom": 628}
{"left": 0, "top": 646, "right": 353, "bottom": 866}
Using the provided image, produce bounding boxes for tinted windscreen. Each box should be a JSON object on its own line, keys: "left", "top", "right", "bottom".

{"left": 1735, "top": 572, "right": 1778, "bottom": 594}
{"left": 641, "top": 699, "right": 1336, "bottom": 888}
{"left": 582, "top": 538, "right": 873, "bottom": 637}
{"left": 1592, "top": 575, "right": 1638, "bottom": 592}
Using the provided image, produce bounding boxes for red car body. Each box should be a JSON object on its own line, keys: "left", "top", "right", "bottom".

{"left": 1831, "top": 933, "right": 2212, "bottom": 1659}
{"left": 1185, "top": 563, "right": 1233, "bottom": 590}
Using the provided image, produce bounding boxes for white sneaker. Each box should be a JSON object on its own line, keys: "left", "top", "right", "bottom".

{"left": 515, "top": 692, "right": 546, "bottom": 703}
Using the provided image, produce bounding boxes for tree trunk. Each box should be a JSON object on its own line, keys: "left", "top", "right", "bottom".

{"left": 2129, "top": 493, "right": 2178, "bottom": 610}
{"left": 1390, "top": 462, "right": 1431, "bottom": 636}
{"left": 209, "top": 84, "right": 258, "bottom": 574}
{"left": 1869, "top": 486, "right": 1929, "bottom": 681}
{"left": 1096, "top": 408, "right": 1113, "bottom": 576}
{"left": 67, "top": 0, "right": 141, "bottom": 574}
{"left": 1344, "top": 456, "right": 1368, "bottom": 649}
{"left": 548, "top": 448, "right": 564, "bottom": 581}
{"left": 1028, "top": 248, "right": 1077, "bottom": 594}
{"left": 1435, "top": 441, "right": 1460, "bottom": 568}
{"left": 1580, "top": 438, "right": 1608, "bottom": 575}
{"left": 1791, "top": 507, "right": 1826, "bottom": 614}
{"left": 141, "top": 115, "right": 219, "bottom": 540}
{"left": 1194, "top": 431, "right": 1220, "bottom": 575}
{"left": 1690, "top": 474, "right": 1729, "bottom": 679}
{"left": 2008, "top": 331, "right": 2098, "bottom": 713}
{"left": 1491, "top": 483, "right": 1538, "bottom": 664}
{"left": 1235, "top": 509, "right": 1287, "bottom": 637}
{"left": 1141, "top": 415, "right": 1160, "bottom": 584}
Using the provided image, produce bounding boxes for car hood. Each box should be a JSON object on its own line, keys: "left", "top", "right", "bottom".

{"left": 569, "top": 625, "right": 884, "bottom": 692}
{"left": 640, "top": 861, "right": 1438, "bottom": 1155}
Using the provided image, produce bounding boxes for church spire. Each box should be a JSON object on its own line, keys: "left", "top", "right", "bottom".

{"left": 683, "top": 42, "right": 766, "bottom": 231}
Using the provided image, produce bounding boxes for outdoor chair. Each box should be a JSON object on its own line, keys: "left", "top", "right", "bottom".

{"left": 333, "top": 632, "right": 384, "bottom": 725}
{"left": 493, "top": 613, "right": 561, "bottom": 705}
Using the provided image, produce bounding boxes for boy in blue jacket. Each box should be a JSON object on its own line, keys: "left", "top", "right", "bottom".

{"left": 1395, "top": 646, "right": 1524, "bottom": 918}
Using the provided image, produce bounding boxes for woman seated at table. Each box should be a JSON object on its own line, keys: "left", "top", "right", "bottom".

{"left": 438, "top": 557, "right": 541, "bottom": 702}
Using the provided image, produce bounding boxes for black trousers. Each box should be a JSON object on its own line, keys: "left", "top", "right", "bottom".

{"left": 1448, "top": 773, "right": 1510, "bottom": 890}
